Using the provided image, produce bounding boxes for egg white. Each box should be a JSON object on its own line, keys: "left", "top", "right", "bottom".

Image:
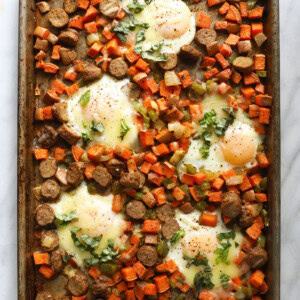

{"left": 166, "top": 209, "right": 243, "bottom": 287}
{"left": 50, "top": 182, "right": 127, "bottom": 267}
{"left": 63, "top": 75, "right": 140, "bottom": 151}
{"left": 122, "top": 0, "right": 196, "bottom": 54}
{"left": 180, "top": 94, "right": 263, "bottom": 173}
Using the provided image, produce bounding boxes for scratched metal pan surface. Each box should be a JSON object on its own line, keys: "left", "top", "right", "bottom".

{"left": 17, "top": 0, "right": 280, "bottom": 299}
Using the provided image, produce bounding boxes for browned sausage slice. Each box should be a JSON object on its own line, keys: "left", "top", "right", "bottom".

{"left": 57, "top": 124, "right": 81, "bottom": 145}
{"left": 34, "top": 38, "right": 49, "bottom": 52}
{"left": 59, "top": 47, "right": 77, "bottom": 66}
{"left": 246, "top": 246, "right": 268, "bottom": 268}
{"left": 239, "top": 206, "right": 254, "bottom": 228}
{"left": 221, "top": 192, "right": 242, "bottom": 218}
{"left": 67, "top": 162, "right": 84, "bottom": 186}
{"left": 48, "top": 8, "right": 70, "bottom": 28}
{"left": 121, "top": 82, "right": 141, "bottom": 100}
{"left": 92, "top": 278, "right": 110, "bottom": 297}
{"left": 120, "top": 171, "right": 145, "bottom": 189}
{"left": 36, "top": 291, "right": 54, "bottom": 300}
{"left": 58, "top": 29, "right": 79, "bottom": 47}
{"left": 36, "top": 204, "right": 55, "bottom": 226}
{"left": 126, "top": 200, "right": 146, "bottom": 220}
{"left": 106, "top": 158, "right": 125, "bottom": 177}
{"left": 92, "top": 165, "right": 112, "bottom": 187}
{"left": 156, "top": 203, "right": 175, "bottom": 222}
{"left": 67, "top": 271, "right": 89, "bottom": 296}
{"left": 232, "top": 56, "right": 254, "bottom": 73}
{"left": 39, "top": 159, "right": 58, "bottom": 179}
{"left": 41, "top": 179, "right": 61, "bottom": 200}
{"left": 179, "top": 44, "right": 202, "bottom": 62}
{"left": 51, "top": 250, "right": 65, "bottom": 273}
{"left": 161, "top": 219, "right": 180, "bottom": 240}
{"left": 99, "top": 0, "right": 120, "bottom": 18}
{"left": 52, "top": 102, "right": 68, "bottom": 123}
{"left": 82, "top": 64, "right": 103, "bottom": 82}
{"left": 64, "top": 0, "right": 78, "bottom": 14}
{"left": 38, "top": 125, "right": 57, "bottom": 148}
{"left": 137, "top": 245, "right": 158, "bottom": 267}
{"left": 195, "top": 28, "right": 217, "bottom": 46}
{"left": 41, "top": 230, "right": 59, "bottom": 251}
{"left": 158, "top": 53, "right": 178, "bottom": 70}
{"left": 36, "top": 2, "right": 51, "bottom": 14}
{"left": 108, "top": 58, "right": 128, "bottom": 79}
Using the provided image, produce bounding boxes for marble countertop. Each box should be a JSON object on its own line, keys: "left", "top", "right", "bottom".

{"left": 0, "top": 0, "right": 298, "bottom": 298}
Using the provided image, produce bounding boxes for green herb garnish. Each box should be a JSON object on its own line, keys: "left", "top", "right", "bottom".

{"left": 55, "top": 211, "right": 78, "bottom": 226}
{"left": 127, "top": 0, "right": 145, "bottom": 13}
{"left": 63, "top": 253, "right": 75, "bottom": 263}
{"left": 220, "top": 273, "right": 230, "bottom": 288}
{"left": 91, "top": 120, "right": 104, "bottom": 133}
{"left": 79, "top": 90, "right": 90, "bottom": 106}
{"left": 119, "top": 119, "right": 130, "bottom": 140}
{"left": 170, "top": 229, "right": 185, "bottom": 246}
{"left": 214, "top": 241, "right": 231, "bottom": 265}
{"left": 194, "top": 269, "right": 215, "bottom": 297}
{"left": 81, "top": 132, "right": 92, "bottom": 147}
{"left": 217, "top": 231, "right": 236, "bottom": 241}
{"left": 184, "top": 251, "right": 210, "bottom": 269}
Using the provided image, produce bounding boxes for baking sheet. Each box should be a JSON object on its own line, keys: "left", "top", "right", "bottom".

{"left": 18, "top": 0, "right": 280, "bottom": 298}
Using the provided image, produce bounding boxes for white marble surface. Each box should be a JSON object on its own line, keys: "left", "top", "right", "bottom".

{"left": 0, "top": 0, "right": 298, "bottom": 298}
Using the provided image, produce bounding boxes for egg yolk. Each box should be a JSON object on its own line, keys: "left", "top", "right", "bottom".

{"left": 153, "top": 0, "right": 192, "bottom": 39}
{"left": 220, "top": 124, "right": 257, "bottom": 165}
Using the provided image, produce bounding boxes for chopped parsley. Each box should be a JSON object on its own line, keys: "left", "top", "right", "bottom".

{"left": 184, "top": 251, "right": 210, "bottom": 269}
{"left": 214, "top": 241, "right": 231, "bottom": 265}
{"left": 91, "top": 120, "right": 104, "bottom": 133}
{"left": 198, "top": 108, "right": 235, "bottom": 158}
{"left": 81, "top": 132, "right": 92, "bottom": 147}
{"left": 127, "top": 0, "right": 145, "bottom": 13}
{"left": 170, "top": 228, "right": 185, "bottom": 246}
{"left": 78, "top": 90, "right": 90, "bottom": 106}
{"left": 217, "top": 231, "right": 236, "bottom": 241}
{"left": 194, "top": 269, "right": 215, "bottom": 297}
{"left": 135, "top": 41, "right": 168, "bottom": 62}
{"left": 55, "top": 211, "right": 78, "bottom": 226}
{"left": 220, "top": 273, "right": 230, "bottom": 288}
{"left": 63, "top": 253, "right": 75, "bottom": 263}
{"left": 136, "top": 29, "right": 146, "bottom": 43}
{"left": 119, "top": 119, "right": 130, "bottom": 140}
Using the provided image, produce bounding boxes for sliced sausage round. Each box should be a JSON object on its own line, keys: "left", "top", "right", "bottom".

{"left": 48, "top": 8, "right": 69, "bottom": 28}
{"left": 51, "top": 250, "right": 64, "bottom": 273}
{"left": 36, "top": 204, "right": 55, "bottom": 226}
{"left": 59, "top": 47, "right": 77, "bottom": 65}
{"left": 126, "top": 200, "right": 146, "bottom": 220}
{"left": 36, "top": 291, "right": 54, "bottom": 300}
{"left": 195, "top": 28, "right": 217, "bottom": 46}
{"left": 156, "top": 203, "right": 175, "bottom": 222}
{"left": 58, "top": 29, "right": 79, "bottom": 47}
{"left": 92, "top": 278, "right": 110, "bottom": 297}
{"left": 108, "top": 58, "right": 128, "bottom": 79}
{"left": 158, "top": 53, "right": 178, "bottom": 70}
{"left": 92, "top": 165, "right": 112, "bottom": 188}
{"left": 246, "top": 246, "right": 268, "bottom": 268}
{"left": 57, "top": 124, "right": 81, "bottom": 145}
{"left": 64, "top": 0, "right": 78, "bottom": 14}
{"left": 36, "top": 2, "right": 51, "bottom": 14}
{"left": 52, "top": 102, "right": 68, "bottom": 123}
{"left": 82, "top": 64, "right": 102, "bottom": 82}
{"left": 179, "top": 44, "right": 202, "bottom": 62}
{"left": 99, "top": 0, "right": 120, "bottom": 18}
{"left": 41, "top": 230, "right": 59, "bottom": 251}
{"left": 120, "top": 171, "right": 145, "bottom": 189}
{"left": 39, "top": 159, "right": 58, "bottom": 179}
{"left": 232, "top": 56, "right": 254, "bottom": 73}
{"left": 221, "top": 192, "right": 242, "bottom": 218}
{"left": 137, "top": 245, "right": 158, "bottom": 267}
{"left": 106, "top": 158, "right": 125, "bottom": 177}
{"left": 239, "top": 206, "right": 254, "bottom": 228}
{"left": 38, "top": 125, "right": 57, "bottom": 149}
{"left": 67, "top": 162, "right": 84, "bottom": 186}
{"left": 161, "top": 219, "right": 180, "bottom": 240}
{"left": 68, "top": 271, "right": 89, "bottom": 296}
{"left": 121, "top": 82, "right": 141, "bottom": 100}
{"left": 41, "top": 179, "right": 61, "bottom": 200}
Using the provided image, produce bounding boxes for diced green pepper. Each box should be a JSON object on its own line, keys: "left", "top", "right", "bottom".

{"left": 256, "top": 71, "right": 267, "bottom": 78}
{"left": 185, "top": 164, "right": 197, "bottom": 175}
{"left": 135, "top": 192, "right": 144, "bottom": 200}
{"left": 200, "top": 181, "right": 211, "bottom": 190}
{"left": 157, "top": 240, "right": 169, "bottom": 258}
{"left": 195, "top": 200, "right": 207, "bottom": 212}
{"left": 148, "top": 110, "right": 158, "bottom": 122}
{"left": 257, "top": 234, "right": 266, "bottom": 248}
{"left": 247, "top": 0, "right": 257, "bottom": 10}
{"left": 87, "top": 182, "right": 98, "bottom": 195}
{"left": 100, "top": 262, "right": 119, "bottom": 276}
{"left": 191, "top": 82, "right": 207, "bottom": 96}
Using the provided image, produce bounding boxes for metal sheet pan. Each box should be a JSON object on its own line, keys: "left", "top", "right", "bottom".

{"left": 18, "top": 0, "right": 280, "bottom": 298}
